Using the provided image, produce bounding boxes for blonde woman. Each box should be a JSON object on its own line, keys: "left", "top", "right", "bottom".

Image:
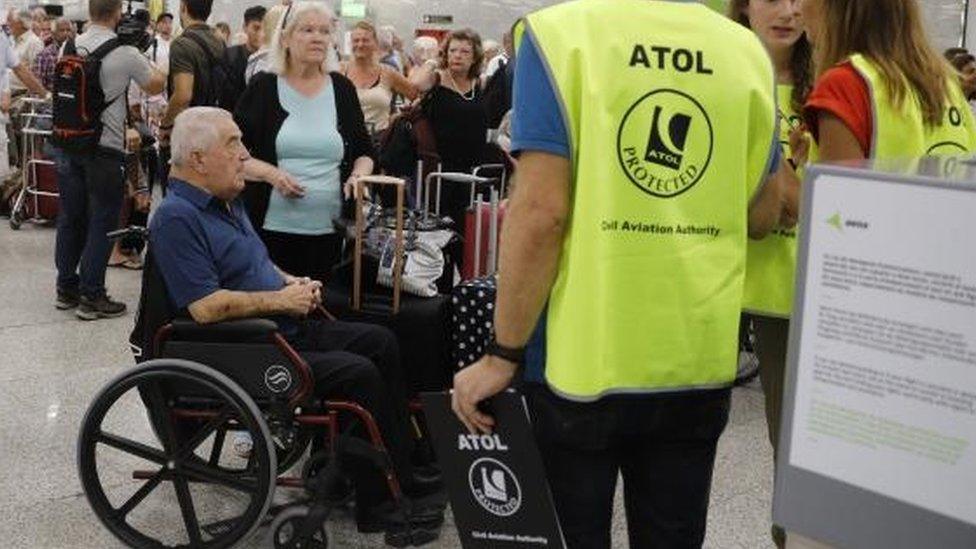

{"left": 234, "top": 1, "right": 373, "bottom": 284}
{"left": 244, "top": 4, "right": 287, "bottom": 84}
{"left": 341, "top": 20, "right": 420, "bottom": 135}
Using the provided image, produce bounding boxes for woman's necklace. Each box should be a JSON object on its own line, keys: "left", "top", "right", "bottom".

{"left": 352, "top": 63, "right": 381, "bottom": 89}
{"left": 447, "top": 71, "right": 476, "bottom": 101}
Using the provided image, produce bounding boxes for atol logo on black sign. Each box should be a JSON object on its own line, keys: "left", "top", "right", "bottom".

{"left": 468, "top": 457, "right": 522, "bottom": 517}
{"left": 617, "top": 89, "right": 714, "bottom": 198}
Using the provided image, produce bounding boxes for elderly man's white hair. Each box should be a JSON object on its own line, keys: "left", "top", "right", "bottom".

{"left": 412, "top": 35, "right": 438, "bottom": 63}
{"left": 171, "top": 107, "right": 234, "bottom": 167}
{"left": 377, "top": 25, "right": 395, "bottom": 51}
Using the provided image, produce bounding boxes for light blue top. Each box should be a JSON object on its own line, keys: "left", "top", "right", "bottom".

{"left": 263, "top": 76, "right": 345, "bottom": 235}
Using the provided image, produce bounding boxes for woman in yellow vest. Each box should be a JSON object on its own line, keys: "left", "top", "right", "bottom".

{"left": 729, "top": 0, "right": 813, "bottom": 445}
{"left": 800, "top": 0, "right": 976, "bottom": 161}
{"left": 728, "top": 1, "right": 814, "bottom": 547}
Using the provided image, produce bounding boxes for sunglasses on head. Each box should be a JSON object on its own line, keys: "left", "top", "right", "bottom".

{"left": 281, "top": 3, "right": 292, "bottom": 30}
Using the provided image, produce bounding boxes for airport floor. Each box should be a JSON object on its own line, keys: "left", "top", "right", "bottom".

{"left": 0, "top": 219, "right": 777, "bottom": 549}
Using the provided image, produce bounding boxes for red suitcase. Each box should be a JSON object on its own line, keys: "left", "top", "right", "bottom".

{"left": 31, "top": 159, "right": 59, "bottom": 220}
{"left": 424, "top": 165, "right": 508, "bottom": 280}
{"left": 12, "top": 156, "right": 58, "bottom": 223}
{"left": 461, "top": 194, "right": 506, "bottom": 280}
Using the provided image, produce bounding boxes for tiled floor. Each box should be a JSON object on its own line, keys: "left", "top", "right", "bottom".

{"left": 0, "top": 220, "right": 776, "bottom": 548}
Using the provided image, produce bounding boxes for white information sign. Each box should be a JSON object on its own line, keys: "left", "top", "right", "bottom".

{"left": 789, "top": 174, "right": 976, "bottom": 526}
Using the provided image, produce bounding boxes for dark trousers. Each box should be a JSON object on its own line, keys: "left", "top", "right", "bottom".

{"left": 119, "top": 146, "right": 160, "bottom": 254}
{"left": 263, "top": 230, "right": 343, "bottom": 285}
{"left": 54, "top": 150, "right": 125, "bottom": 299}
{"left": 158, "top": 145, "right": 171, "bottom": 197}
{"left": 288, "top": 319, "right": 415, "bottom": 508}
{"left": 754, "top": 315, "right": 791, "bottom": 548}
{"left": 525, "top": 385, "right": 731, "bottom": 549}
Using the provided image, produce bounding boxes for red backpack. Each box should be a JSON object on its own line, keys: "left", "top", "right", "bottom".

{"left": 52, "top": 38, "right": 121, "bottom": 153}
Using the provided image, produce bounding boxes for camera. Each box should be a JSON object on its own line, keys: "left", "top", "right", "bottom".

{"left": 117, "top": 4, "right": 153, "bottom": 52}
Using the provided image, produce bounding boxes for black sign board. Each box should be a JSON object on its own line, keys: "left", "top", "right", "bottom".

{"left": 422, "top": 391, "right": 565, "bottom": 548}
{"left": 422, "top": 14, "right": 454, "bottom": 24}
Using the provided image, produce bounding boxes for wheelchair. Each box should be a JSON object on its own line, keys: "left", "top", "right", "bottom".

{"left": 77, "top": 227, "right": 441, "bottom": 549}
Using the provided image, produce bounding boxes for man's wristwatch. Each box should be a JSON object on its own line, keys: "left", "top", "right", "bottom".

{"left": 485, "top": 339, "right": 526, "bottom": 365}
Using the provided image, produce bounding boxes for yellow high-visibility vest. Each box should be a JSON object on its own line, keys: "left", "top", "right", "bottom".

{"left": 743, "top": 85, "right": 818, "bottom": 318}
{"left": 524, "top": 0, "right": 776, "bottom": 400}
{"left": 849, "top": 54, "right": 976, "bottom": 159}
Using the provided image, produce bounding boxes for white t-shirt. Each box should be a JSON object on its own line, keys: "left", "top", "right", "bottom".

{"left": 245, "top": 48, "right": 270, "bottom": 85}
{"left": 130, "top": 34, "right": 170, "bottom": 121}
{"left": 0, "top": 34, "right": 22, "bottom": 94}
{"left": 150, "top": 35, "right": 171, "bottom": 73}
{"left": 11, "top": 30, "right": 43, "bottom": 91}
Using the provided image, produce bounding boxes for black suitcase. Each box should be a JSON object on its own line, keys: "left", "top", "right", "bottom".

{"left": 326, "top": 176, "right": 453, "bottom": 394}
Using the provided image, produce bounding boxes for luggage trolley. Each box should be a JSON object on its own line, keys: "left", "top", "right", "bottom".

{"left": 9, "top": 96, "right": 56, "bottom": 230}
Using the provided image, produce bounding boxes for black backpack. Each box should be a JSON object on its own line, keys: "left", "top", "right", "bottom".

{"left": 52, "top": 38, "right": 122, "bottom": 153}
{"left": 184, "top": 31, "right": 237, "bottom": 110}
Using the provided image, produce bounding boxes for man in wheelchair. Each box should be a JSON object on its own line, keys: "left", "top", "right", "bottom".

{"left": 146, "top": 107, "right": 441, "bottom": 535}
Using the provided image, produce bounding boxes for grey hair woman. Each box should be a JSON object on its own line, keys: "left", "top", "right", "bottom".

{"left": 234, "top": 1, "right": 374, "bottom": 284}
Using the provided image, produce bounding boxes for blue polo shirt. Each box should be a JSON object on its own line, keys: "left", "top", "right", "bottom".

{"left": 149, "top": 179, "right": 292, "bottom": 330}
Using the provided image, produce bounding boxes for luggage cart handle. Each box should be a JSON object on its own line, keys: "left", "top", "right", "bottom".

{"left": 472, "top": 163, "right": 508, "bottom": 199}
{"left": 18, "top": 96, "right": 51, "bottom": 106}
{"left": 423, "top": 172, "right": 498, "bottom": 218}
{"left": 426, "top": 172, "right": 495, "bottom": 185}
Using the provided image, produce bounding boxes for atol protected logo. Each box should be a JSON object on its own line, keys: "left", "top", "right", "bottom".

{"left": 925, "top": 106, "right": 968, "bottom": 155}
{"left": 617, "top": 89, "right": 714, "bottom": 198}
{"left": 468, "top": 457, "right": 522, "bottom": 517}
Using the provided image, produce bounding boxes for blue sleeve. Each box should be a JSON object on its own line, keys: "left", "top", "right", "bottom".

{"left": 768, "top": 134, "right": 782, "bottom": 175}
{"left": 510, "top": 33, "right": 570, "bottom": 158}
{"left": 149, "top": 207, "right": 221, "bottom": 310}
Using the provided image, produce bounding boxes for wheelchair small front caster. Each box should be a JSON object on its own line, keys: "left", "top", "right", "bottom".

{"left": 270, "top": 505, "right": 329, "bottom": 549}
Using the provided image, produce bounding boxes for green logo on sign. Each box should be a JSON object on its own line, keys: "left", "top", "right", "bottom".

{"left": 827, "top": 212, "right": 843, "bottom": 231}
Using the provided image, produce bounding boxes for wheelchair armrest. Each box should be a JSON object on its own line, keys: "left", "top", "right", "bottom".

{"left": 169, "top": 318, "right": 280, "bottom": 343}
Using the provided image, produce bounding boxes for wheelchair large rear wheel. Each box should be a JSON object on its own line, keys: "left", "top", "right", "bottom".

{"left": 78, "top": 359, "right": 277, "bottom": 549}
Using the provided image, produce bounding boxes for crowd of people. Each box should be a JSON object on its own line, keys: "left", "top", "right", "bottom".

{"left": 0, "top": 0, "right": 515, "bottom": 540}
{"left": 0, "top": 0, "right": 515, "bottom": 316}
{"left": 1, "top": 0, "right": 973, "bottom": 547}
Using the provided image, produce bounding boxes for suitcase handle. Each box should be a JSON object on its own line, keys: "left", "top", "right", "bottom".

{"left": 472, "top": 164, "right": 508, "bottom": 199}
{"left": 354, "top": 176, "right": 406, "bottom": 314}
{"left": 422, "top": 172, "right": 498, "bottom": 218}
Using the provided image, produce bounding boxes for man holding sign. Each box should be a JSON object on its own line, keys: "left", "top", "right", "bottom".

{"left": 452, "top": 0, "right": 796, "bottom": 546}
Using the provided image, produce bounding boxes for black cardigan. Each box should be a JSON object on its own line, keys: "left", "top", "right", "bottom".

{"left": 234, "top": 71, "right": 374, "bottom": 228}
